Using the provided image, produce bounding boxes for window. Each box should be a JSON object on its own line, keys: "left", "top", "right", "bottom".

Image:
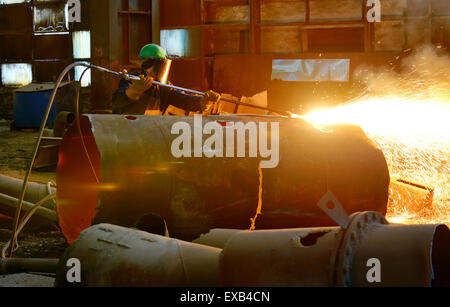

{"left": 161, "top": 29, "right": 201, "bottom": 58}
{"left": 74, "top": 65, "right": 90, "bottom": 87}
{"left": 0, "top": 0, "right": 30, "bottom": 4}
{"left": 34, "top": 2, "right": 68, "bottom": 33}
{"left": 1, "top": 63, "right": 33, "bottom": 86}
{"left": 72, "top": 30, "right": 90, "bottom": 59}
{"left": 272, "top": 59, "right": 350, "bottom": 82}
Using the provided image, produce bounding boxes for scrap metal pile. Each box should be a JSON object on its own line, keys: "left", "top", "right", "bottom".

{"left": 0, "top": 114, "right": 449, "bottom": 287}
{"left": 54, "top": 213, "right": 450, "bottom": 287}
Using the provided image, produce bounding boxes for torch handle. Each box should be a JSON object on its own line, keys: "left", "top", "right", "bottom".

{"left": 90, "top": 64, "right": 288, "bottom": 115}
{"left": 150, "top": 80, "right": 286, "bottom": 115}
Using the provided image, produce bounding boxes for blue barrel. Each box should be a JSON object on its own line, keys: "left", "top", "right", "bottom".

{"left": 14, "top": 83, "right": 57, "bottom": 128}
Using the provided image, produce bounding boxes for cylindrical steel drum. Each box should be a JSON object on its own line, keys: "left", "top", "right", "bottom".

{"left": 56, "top": 115, "right": 389, "bottom": 243}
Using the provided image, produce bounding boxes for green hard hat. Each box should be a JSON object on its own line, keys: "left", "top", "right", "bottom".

{"left": 138, "top": 44, "right": 166, "bottom": 59}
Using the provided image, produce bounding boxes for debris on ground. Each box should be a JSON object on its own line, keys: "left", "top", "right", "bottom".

{"left": 0, "top": 273, "right": 55, "bottom": 287}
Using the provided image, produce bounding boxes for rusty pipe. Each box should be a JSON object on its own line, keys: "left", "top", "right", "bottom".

{"left": 0, "top": 175, "right": 56, "bottom": 208}
{"left": 55, "top": 223, "right": 221, "bottom": 287}
{"left": 56, "top": 214, "right": 450, "bottom": 287}
{"left": 219, "top": 227, "right": 340, "bottom": 286}
{"left": 218, "top": 212, "right": 450, "bottom": 287}
{"left": 0, "top": 258, "right": 58, "bottom": 275}
{"left": 56, "top": 115, "right": 389, "bottom": 244}
{"left": 0, "top": 192, "right": 57, "bottom": 222}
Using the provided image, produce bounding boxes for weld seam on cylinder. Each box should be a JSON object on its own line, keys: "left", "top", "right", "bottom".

{"left": 175, "top": 239, "right": 189, "bottom": 284}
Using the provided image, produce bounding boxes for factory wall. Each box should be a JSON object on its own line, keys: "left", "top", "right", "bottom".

{"left": 0, "top": 0, "right": 448, "bottom": 117}
{"left": 160, "top": 0, "right": 449, "bottom": 113}
{"left": 0, "top": 0, "right": 91, "bottom": 121}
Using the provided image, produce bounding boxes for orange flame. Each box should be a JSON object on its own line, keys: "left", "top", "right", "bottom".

{"left": 300, "top": 96, "right": 449, "bottom": 225}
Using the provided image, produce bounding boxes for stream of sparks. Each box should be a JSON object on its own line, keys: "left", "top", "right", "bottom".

{"left": 300, "top": 96, "right": 449, "bottom": 225}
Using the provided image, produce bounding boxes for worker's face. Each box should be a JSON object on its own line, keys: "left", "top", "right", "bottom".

{"left": 145, "top": 66, "right": 157, "bottom": 79}
{"left": 142, "top": 58, "right": 171, "bottom": 84}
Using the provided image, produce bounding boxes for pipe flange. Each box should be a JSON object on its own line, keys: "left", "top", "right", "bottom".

{"left": 334, "top": 211, "right": 388, "bottom": 287}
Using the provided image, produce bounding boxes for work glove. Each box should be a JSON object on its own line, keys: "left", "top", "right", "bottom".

{"left": 204, "top": 90, "right": 221, "bottom": 103}
{"left": 203, "top": 90, "right": 222, "bottom": 115}
{"left": 125, "top": 75, "right": 153, "bottom": 101}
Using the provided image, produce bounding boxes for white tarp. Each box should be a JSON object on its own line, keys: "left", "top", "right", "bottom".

{"left": 1, "top": 63, "right": 32, "bottom": 87}
{"left": 271, "top": 59, "right": 350, "bottom": 82}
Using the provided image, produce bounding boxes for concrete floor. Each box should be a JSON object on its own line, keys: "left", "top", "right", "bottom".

{"left": 0, "top": 123, "right": 56, "bottom": 184}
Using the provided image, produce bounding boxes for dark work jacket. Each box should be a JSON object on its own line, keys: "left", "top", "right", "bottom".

{"left": 112, "top": 72, "right": 206, "bottom": 115}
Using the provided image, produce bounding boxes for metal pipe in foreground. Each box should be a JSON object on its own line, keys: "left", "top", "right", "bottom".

{"left": 55, "top": 223, "right": 221, "bottom": 287}
{"left": 0, "top": 174, "right": 55, "bottom": 208}
{"left": 0, "top": 258, "right": 58, "bottom": 275}
{"left": 55, "top": 213, "right": 450, "bottom": 287}
{"left": 0, "top": 192, "right": 58, "bottom": 222}
{"left": 219, "top": 212, "right": 450, "bottom": 287}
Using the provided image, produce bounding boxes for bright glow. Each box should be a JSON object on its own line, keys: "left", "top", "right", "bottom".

{"left": 304, "top": 97, "right": 449, "bottom": 145}
{"left": 387, "top": 216, "right": 409, "bottom": 224}
{"left": 0, "top": 0, "right": 29, "bottom": 4}
{"left": 72, "top": 31, "right": 91, "bottom": 59}
{"left": 297, "top": 46, "right": 450, "bottom": 226}
{"left": 64, "top": 2, "right": 69, "bottom": 30}
{"left": 301, "top": 97, "right": 450, "bottom": 226}
{"left": 1, "top": 63, "right": 32, "bottom": 87}
{"left": 74, "top": 66, "right": 91, "bottom": 87}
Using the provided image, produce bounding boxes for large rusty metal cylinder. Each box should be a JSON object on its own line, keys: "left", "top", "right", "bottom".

{"left": 57, "top": 115, "right": 389, "bottom": 243}
{"left": 55, "top": 223, "right": 221, "bottom": 287}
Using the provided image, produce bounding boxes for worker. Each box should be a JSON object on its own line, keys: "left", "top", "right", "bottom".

{"left": 112, "top": 43, "right": 221, "bottom": 115}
